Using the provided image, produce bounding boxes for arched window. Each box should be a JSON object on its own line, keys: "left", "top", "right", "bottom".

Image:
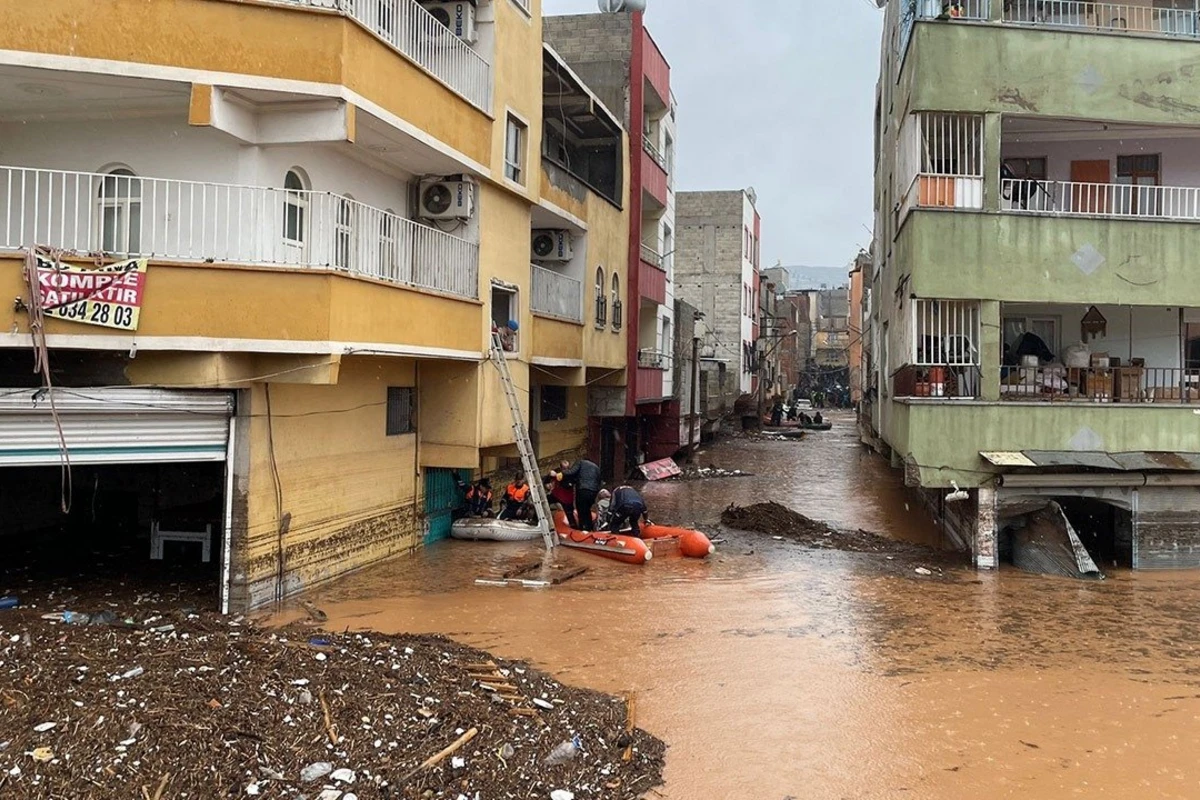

{"left": 283, "top": 169, "right": 308, "bottom": 248}
{"left": 97, "top": 167, "right": 141, "bottom": 254}
{"left": 594, "top": 266, "right": 607, "bottom": 326}
{"left": 610, "top": 273, "right": 622, "bottom": 330}
{"left": 334, "top": 195, "right": 355, "bottom": 271}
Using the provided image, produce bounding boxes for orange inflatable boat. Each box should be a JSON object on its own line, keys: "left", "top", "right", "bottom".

{"left": 553, "top": 511, "right": 652, "bottom": 565}
{"left": 642, "top": 524, "right": 716, "bottom": 559}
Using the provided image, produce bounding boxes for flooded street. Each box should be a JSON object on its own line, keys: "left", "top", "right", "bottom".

{"left": 290, "top": 413, "right": 1200, "bottom": 799}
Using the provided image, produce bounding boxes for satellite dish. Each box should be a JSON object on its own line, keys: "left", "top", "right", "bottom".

{"left": 598, "top": 0, "right": 646, "bottom": 11}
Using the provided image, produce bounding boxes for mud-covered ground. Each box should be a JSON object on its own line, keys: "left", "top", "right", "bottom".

{"left": 0, "top": 605, "right": 663, "bottom": 800}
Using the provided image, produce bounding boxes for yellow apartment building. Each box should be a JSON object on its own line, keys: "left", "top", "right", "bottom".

{"left": 0, "top": 0, "right": 627, "bottom": 612}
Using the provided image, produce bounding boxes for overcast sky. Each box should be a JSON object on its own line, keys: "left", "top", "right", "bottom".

{"left": 542, "top": 0, "right": 883, "bottom": 270}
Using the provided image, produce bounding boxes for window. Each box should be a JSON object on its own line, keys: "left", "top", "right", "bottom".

{"left": 664, "top": 132, "right": 674, "bottom": 176}
{"left": 492, "top": 285, "right": 519, "bottom": 352}
{"left": 610, "top": 273, "right": 622, "bottom": 330}
{"left": 539, "top": 385, "right": 568, "bottom": 422}
{"left": 594, "top": 266, "right": 607, "bottom": 327}
{"left": 662, "top": 224, "right": 674, "bottom": 274}
{"left": 334, "top": 196, "right": 355, "bottom": 270}
{"left": 1003, "top": 315, "right": 1060, "bottom": 364}
{"left": 98, "top": 168, "right": 141, "bottom": 254}
{"left": 283, "top": 169, "right": 308, "bottom": 247}
{"left": 504, "top": 114, "right": 527, "bottom": 184}
{"left": 1003, "top": 158, "right": 1047, "bottom": 180}
{"left": 386, "top": 387, "right": 415, "bottom": 435}
{"left": 1117, "top": 154, "right": 1161, "bottom": 215}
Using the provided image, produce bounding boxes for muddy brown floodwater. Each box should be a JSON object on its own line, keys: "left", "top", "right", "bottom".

{"left": 283, "top": 412, "right": 1200, "bottom": 799}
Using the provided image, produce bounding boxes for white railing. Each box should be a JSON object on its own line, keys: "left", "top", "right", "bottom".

{"left": 269, "top": 0, "right": 492, "bottom": 111}
{"left": 1004, "top": 0, "right": 1200, "bottom": 37}
{"left": 640, "top": 242, "right": 664, "bottom": 268}
{"left": 638, "top": 348, "right": 671, "bottom": 369}
{"left": 898, "top": 112, "right": 985, "bottom": 218}
{"left": 913, "top": 299, "right": 980, "bottom": 366}
{"left": 1001, "top": 178, "right": 1200, "bottom": 221}
{"left": 643, "top": 138, "right": 668, "bottom": 172}
{"left": 916, "top": 0, "right": 991, "bottom": 21}
{"left": 0, "top": 165, "right": 479, "bottom": 299}
{"left": 531, "top": 265, "right": 583, "bottom": 323}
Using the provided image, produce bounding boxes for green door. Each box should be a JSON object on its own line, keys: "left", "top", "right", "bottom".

{"left": 424, "top": 468, "right": 464, "bottom": 545}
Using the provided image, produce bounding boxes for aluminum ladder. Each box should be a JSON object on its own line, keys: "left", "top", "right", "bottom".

{"left": 488, "top": 332, "right": 556, "bottom": 550}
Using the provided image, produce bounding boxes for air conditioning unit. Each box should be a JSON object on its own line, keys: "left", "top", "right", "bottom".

{"left": 531, "top": 230, "right": 573, "bottom": 262}
{"left": 420, "top": 1, "right": 478, "bottom": 43}
{"left": 418, "top": 178, "right": 474, "bottom": 220}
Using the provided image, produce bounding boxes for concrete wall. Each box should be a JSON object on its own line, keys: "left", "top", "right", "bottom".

{"left": 0, "top": 118, "right": 412, "bottom": 216}
{"left": 542, "top": 13, "right": 634, "bottom": 130}
{"left": 676, "top": 190, "right": 757, "bottom": 399}
{"left": 230, "top": 356, "right": 420, "bottom": 610}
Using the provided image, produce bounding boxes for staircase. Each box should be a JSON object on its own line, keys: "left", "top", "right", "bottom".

{"left": 488, "top": 332, "right": 556, "bottom": 550}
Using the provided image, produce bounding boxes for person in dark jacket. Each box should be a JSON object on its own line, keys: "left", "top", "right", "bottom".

{"left": 608, "top": 485, "right": 651, "bottom": 539}
{"left": 559, "top": 458, "right": 602, "bottom": 531}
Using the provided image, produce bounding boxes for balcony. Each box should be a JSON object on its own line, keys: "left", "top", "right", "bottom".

{"left": 639, "top": 242, "right": 665, "bottom": 271}
{"left": 1003, "top": 0, "right": 1200, "bottom": 39}
{"left": 270, "top": 0, "right": 492, "bottom": 110}
{"left": 999, "top": 365, "right": 1200, "bottom": 402}
{"left": 530, "top": 265, "right": 583, "bottom": 323}
{"left": 640, "top": 146, "right": 669, "bottom": 211}
{"left": 643, "top": 138, "right": 668, "bottom": 173}
{"left": 637, "top": 348, "right": 672, "bottom": 370}
{"left": 0, "top": 165, "right": 479, "bottom": 300}
{"left": 1001, "top": 178, "right": 1200, "bottom": 221}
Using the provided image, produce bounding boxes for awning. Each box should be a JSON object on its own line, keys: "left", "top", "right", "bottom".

{"left": 980, "top": 450, "right": 1200, "bottom": 472}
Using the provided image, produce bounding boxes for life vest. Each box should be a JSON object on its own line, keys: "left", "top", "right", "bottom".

{"left": 506, "top": 483, "right": 530, "bottom": 502}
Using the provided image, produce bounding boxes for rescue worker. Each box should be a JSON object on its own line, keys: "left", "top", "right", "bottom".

{"left": 546, "top": 470, "right": 577, "bottom": 528}
{"left": 608, "top": 485, "right": 651, "bottom": 539}
{"left": 558, "top": 458, "right": 602, "bottom": 531}
{"left": 499, "top": 474, "right": 533, "bottom": 521}
{"left": 465, "top": 478, "right": 494, "bottom": 517}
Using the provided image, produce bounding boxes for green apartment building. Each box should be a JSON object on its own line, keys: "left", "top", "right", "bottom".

{"left": 868, "top": 0, "right": 1200, "bottom": 571}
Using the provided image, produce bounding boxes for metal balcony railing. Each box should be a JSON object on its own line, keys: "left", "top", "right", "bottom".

{"left": 1002, "top": 178, "right": 1200, "bottom": 221}
{"left": 637, "top": 348, "right": 672, "bottom": 370}
{"left": 269, "top": 0, "right": 492, "bottom": 110}
{"left": 1004, "top": 0, "right": 1200, "bottom": 38}
{"left": 639, "top": 242, "right": 664, "bottom": 269}
{"left": 0, "top": 165, "right": 479, "bottom": 299}
{"left": 531, "top": 265, "right": 583, "bottom": 323}
{"left": 1000, "top": 366, "right": 1200, "bottom": 403}
{"left": 643, "top": 138, "right": 668, "bottom": 172}
{"left": 915, "top": 0, "right": 990, "bottom": 21}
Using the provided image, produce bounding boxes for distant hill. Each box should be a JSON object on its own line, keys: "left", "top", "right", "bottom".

{"left": 778, "top": 265, "right": 849, "bottom": 291}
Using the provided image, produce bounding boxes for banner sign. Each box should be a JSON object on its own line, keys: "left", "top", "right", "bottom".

{"left": 639, "top": 457, "right": 682, "bottom": 481}
{"left": 36, "top": 255, "right": 148, "bottom": 331}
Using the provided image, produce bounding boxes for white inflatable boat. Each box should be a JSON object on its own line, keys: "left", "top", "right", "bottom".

{"left": 450, "top": 518, "right": 542, "bottom": 542}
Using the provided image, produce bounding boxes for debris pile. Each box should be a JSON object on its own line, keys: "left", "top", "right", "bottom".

{"left": 720, "top": 502, "right": 944, "bottom": 558}
{"left": 665, "top": 466, "right": 753, "bottom": 481}
{"left": 0, "top": 609, "right": 664, "bottom": 799}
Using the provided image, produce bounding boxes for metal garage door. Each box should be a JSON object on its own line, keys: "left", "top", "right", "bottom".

{"left": 0, "top": 388, "right": 234, "bottom": 466}
{"left": 1135, "top": 486, "right": 1200, "bottom": 570}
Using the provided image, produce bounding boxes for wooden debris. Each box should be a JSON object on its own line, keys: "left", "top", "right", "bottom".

{"left": 400, "top": 726, "right": 478, "bottom": 783}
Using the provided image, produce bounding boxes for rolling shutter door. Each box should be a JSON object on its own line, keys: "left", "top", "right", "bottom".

{"left": 1135, "top": 486, "right": 1200, "bottom": 570}
{"left": 0, "top": 388, "right": 233, "bottom": 466}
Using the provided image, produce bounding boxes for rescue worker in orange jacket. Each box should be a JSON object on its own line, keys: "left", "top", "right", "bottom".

{"left": 465, "top": 478, "right": 494, "bottom": 517}
{"left": 499, "top": 475, "right": 533, "bottom": 521}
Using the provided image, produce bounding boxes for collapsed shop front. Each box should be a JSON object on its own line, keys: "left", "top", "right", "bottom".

{"left": 0, "top": 388, "right": 235, "bottom": 610}
{"left": 987, "top": 452, "right": 1200, "bottom": 574}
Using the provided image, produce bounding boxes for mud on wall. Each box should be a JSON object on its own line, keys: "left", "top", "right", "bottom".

{"left": 228, "top": 356, "right": 420, "bottom": 611}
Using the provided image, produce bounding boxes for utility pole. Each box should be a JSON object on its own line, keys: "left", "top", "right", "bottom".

{"left": 687, "top": 334, "right": 700, "bottom": 462}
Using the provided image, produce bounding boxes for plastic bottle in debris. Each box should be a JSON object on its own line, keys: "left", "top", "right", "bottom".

{"left": 62, "top": 611, "right": 91, "bottom": 625}
{"left": 543, "top": 735, "right": 582, "bottom": 766}
{"left": 0, "top": 597, "right": 18, "bottom": 610}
